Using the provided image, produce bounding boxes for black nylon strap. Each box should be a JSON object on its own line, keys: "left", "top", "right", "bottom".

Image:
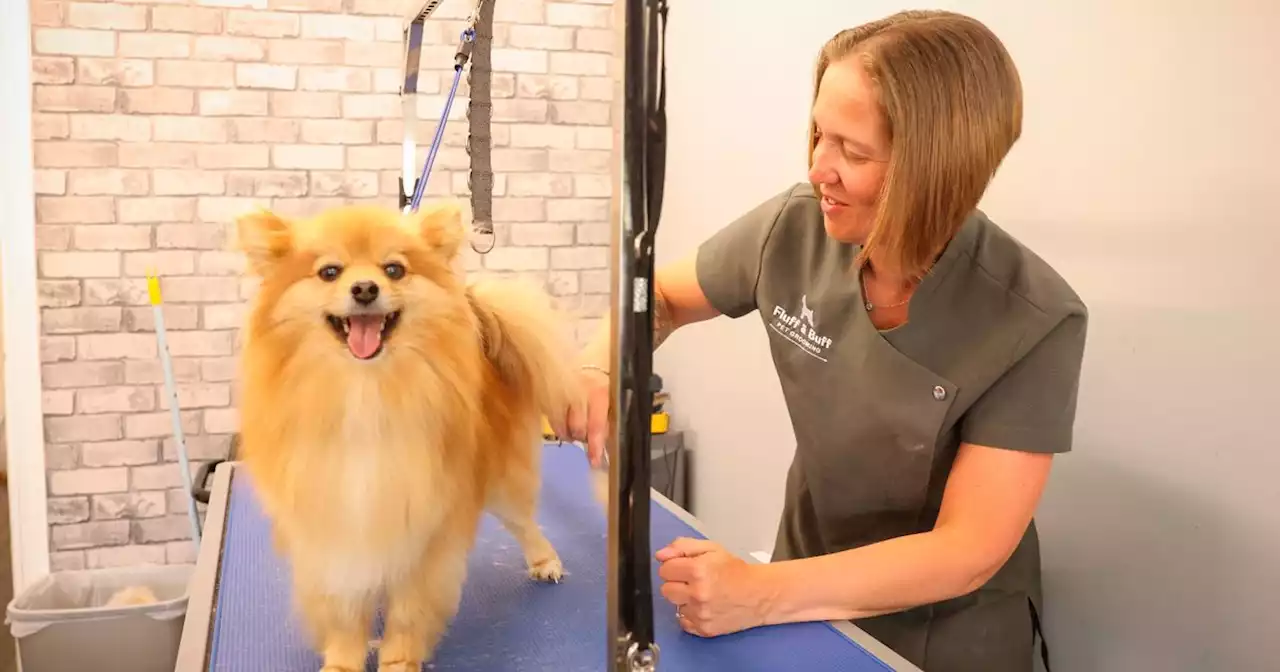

{"left": 466, "top": 0, "right": 495, "bottom": 252}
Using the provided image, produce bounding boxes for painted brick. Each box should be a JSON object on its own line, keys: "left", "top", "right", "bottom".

{"left": 51, "top": 551, "right": 87, "bottom": 571}
{"left": 92, "top": 491, "right": 166, "bottom": 519}
{"left": 270, "top": 39, "right": 344, "bottom": 64}
{"left": 195, "top": 36, "right": 268, "bottom": 61}
{"left": 551, "top": 246, "right": 609, "bottom": 269}
{"left": 124, "top": 358, "right": 202, "bottom": 385}
{"left": 151, "top": 6, "right": 225, "bottom": 34}
{"left": 40, "top": 251, "right": 121, "bottom": 278}
{"left": 118, "top": 197, "right": 198, "bottom": 224}
{"left": 43, "top": 390, "right": 76, "bottom": 415}
{"left": 39, "top": 281, "right": 81, "bottom": 308}
{"left": 35, "top": 141, "right": 117, "bottom": 168}
{"left": 43, "top": 307, "right": 123, "bottom": 335}
{"left": 199, "top": 90, "right": 270, "bottom": 116}
{"left": 32, "top": 57, "right": 76, "bottom": 84}
{"left": 198, "top": 145, "right": 272, "bottom": 169}
{"left": 156, "top": 60, "right": 235, "bottom": 88}
{"left": 229, "top": 117, "right": 302, "bottom": 142}
{"left": 36, "top": 225, "right": 73, "bottom": 250}
{"left": 41, "top": 338, "right": 79, "bottom": 364}
{"left": 37, "top": 196, "right": 116, "bottom": 224}
{"left": 33, "top": 86, "right": 117, "bottom": 113}
{"left": 124, "top": 411, "right": 201, "bottom": 440}
{"left": 130, "top": 464, "right": 186, "bottom": 491}
{"left": 51, "top": 520, "right": 131, "bottom": 550}
{"left": 156, "top": 224, "right": 225, "bottom": 249}
{"left": 164, "top": 330, "right": 235, "bottom": 356}
{"left": 236, "top": 63, "right": 298, "bottom": 90}
{"left": 123, "top": 305, "right": 201, "bottom": 332}
{"left": 119, "top": 143, "right": 198, "bottom": 168}
{"left": 49, "top": 466, "right": 130, "bottom": 496}
{"left": 227, "top": 10, "right": 300, "bottom": 38}
{"left": 32, "top": 113, "right": 69, "bottom": 140}
{"left": 164, "top": 434, "right": 234, "bottom": 461}
{"left": 200, "top": 357, "right": 238, "bottom": 382}
{"left": 33, "top": 29, "right": 117, "bottom": 57}
{"left": 546, "top": 3, "right": 612, "bottom": 27}
{"left": 76, "top": 59, "right": 154, "bottom": 88}
{"left": 153, "top": 170, "right": 227, "bottom": 197}
{"left": 270, "top": 91, "right": 342, "bottom": 118}
{"left": 86, "top": 544, "right": 167, "bottom": 568}
{"left": 81, "top": 440, "right": 160, "bottom": 468}
{"left": 134, "top": 515, "right": 193, "bottom": 543}
{"left": 77, "top": 386, "right": 156, "bottom": 414}
{"left": 49, "top": 497, "right": 92, "bottom": 525}
{"left": 119, "top": 33, "right": 193, "bottom": 59}
{"left": 30, "top": 0, "right": 65, "bottom": 27}
{"left": 120, "top": 88, "right": 196, "bottom": 114}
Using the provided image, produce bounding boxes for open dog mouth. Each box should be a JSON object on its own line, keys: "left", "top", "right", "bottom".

{"left": 325, "top": 311, "right": 401, "bottom": 360}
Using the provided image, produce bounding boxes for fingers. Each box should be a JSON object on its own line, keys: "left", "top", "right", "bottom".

{"left": 659, "top": 537, "right": 718, "bottom": 559}
{"left": 659, "top": 580, "right": 690, "bottom": 606}
{"left": 585, "top": 378, "right": 609, "bottom": 468}
{"left": 565, "top": 396, "right": 586, "bottom": 444}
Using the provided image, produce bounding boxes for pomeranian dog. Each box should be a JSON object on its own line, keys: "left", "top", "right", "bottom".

{"left": 233, "top": 201, "right": 583, "bottom": 672}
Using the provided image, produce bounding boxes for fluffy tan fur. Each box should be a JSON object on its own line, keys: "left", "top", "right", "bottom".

{"left": 234, "top": 201, "right": 583, "bottom": 672}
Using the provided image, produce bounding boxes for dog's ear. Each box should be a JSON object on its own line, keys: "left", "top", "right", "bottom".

{"left": 411, "top": 201, "right": 467, "bottom": 259}
{"left": 235, "top": 208, "right": 293, "bottom": 275}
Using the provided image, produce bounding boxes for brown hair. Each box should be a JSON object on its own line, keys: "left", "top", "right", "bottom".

{"left": 808, "top": 10, "right": 1023, "bottom": 280}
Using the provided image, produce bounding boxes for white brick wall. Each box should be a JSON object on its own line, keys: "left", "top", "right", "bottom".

{"left": 29, "top": 0, "right": 617, "bottom": 570}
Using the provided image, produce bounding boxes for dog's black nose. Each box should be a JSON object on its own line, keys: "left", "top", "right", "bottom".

{"left": 350, "top": 281, "right": 379, "bottom": 305}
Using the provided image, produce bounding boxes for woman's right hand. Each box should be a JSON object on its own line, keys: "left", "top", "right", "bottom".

{"left": 560, "top": 364, "right": 611, "bottom": 468}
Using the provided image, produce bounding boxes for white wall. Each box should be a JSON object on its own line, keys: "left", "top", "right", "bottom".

{"left": 655, "top": 2, "right": 1280, "bottom": 670}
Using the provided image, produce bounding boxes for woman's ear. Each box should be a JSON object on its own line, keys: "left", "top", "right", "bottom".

{"left": 234, "top": 208, "right": 293, "bottom": 276}
{"left": 411, "top": 201, "right": 467, "bottom": 259}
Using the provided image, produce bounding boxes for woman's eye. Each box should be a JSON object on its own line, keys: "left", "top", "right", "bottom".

{"left": 383, "top": 262, "right": 406, "bottom": 280}
{"left": 318, "top": 265, "right": 342, "bottom": 282}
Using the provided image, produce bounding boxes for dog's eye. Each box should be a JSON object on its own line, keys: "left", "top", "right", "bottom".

{"left": 383, "top": 262, "right": 405, "bottom": 280}
{"left": 317, "top": 265, "right": 342, "bottom": 282}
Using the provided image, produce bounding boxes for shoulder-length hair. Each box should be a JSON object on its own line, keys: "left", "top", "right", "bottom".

{"left": 810, "top": 10, "right": 1023, "bottom": 280}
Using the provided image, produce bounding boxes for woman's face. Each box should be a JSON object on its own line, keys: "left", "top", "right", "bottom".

{"left": 807, "top": 58, "right": 890, "bottom": 245}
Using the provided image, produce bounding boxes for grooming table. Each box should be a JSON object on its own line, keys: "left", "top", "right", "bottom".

{"left": 175, "top": 442, "right": 920, "bottom": 671}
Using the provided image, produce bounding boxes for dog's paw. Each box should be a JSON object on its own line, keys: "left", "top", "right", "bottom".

{"left": 527, "top": 555, "right": 564, "bottom": 583}
{"left": 377, "top": 662, "right": 420, "bottom": 672}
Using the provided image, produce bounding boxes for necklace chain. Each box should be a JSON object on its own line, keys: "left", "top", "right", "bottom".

{"left": 861, "top": 265, "right": 913, "bottom": 312}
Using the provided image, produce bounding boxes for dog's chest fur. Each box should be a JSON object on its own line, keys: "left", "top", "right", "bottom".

{"left": 281, "top": 381, "right": 459, "bottom": 596}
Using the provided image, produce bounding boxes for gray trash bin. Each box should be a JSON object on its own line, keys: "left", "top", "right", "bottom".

{"left": 5, "top": 563, "right": 193, "bottom": 672}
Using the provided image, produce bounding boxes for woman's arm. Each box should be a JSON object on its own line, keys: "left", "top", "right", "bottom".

{"left": 576, "top": 252, "right": 723, "bottom": 369}
{"left": 754, "top": 442, "right": 1054, "bottom": 623}
{"left": 564, "top": 252, "right": 723, "bottom": 464}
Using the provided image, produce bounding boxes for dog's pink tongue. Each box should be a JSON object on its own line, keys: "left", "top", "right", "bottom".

{"left": 346, "top": 315, "right": 384, "bottom": 359}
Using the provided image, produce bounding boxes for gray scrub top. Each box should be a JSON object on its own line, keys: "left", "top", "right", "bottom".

{"left": 695, "top": 183, "right": 1088, "bottom": 672}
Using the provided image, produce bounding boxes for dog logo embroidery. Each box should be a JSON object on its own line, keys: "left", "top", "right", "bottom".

{"left": 769, "top": 294, "right": 833, "bottom": 362}
{"left": 799, "top": 294, "right": 816, "bottom": 329}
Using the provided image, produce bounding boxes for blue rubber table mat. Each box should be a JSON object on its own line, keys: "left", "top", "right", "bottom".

{"left": 208, "top": 442, "right": 893, "bottom": 671}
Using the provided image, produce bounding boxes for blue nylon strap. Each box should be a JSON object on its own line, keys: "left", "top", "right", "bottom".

{"left": 409, "top": 29, "right": 473, "bottom": 212}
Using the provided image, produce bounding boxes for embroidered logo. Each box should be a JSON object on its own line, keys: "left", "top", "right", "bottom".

{"left": 769, "top": 294, "right": 834, "bottom": 362}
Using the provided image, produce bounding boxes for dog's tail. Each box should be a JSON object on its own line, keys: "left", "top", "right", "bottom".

{"left": 466, "top": 276, "right": 610, "bottom": 510}
{"left": 466, "top": 276, "right": 583, "bottom": 429}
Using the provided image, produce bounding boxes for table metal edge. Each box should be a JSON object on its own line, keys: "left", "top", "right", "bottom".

{"left": 648, "top": 489, "right": 922, "bottom": 672}
{"left": 175, "top": 460, "right": 236, "bottom": 672}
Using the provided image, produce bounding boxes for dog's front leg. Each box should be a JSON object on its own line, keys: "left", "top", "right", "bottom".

{"left": 377, "top": 532, "right": 473, "bottom": 671}
{"left": 295, "top": 585, "right": 376, "bottom": 672}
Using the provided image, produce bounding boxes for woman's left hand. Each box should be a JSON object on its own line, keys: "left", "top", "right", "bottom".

{"left": 655, "top": 537, "right": 771, "bottom": 637}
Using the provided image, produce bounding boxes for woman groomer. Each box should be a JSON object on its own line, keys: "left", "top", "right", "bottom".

{"left": 560, "top": 9, "right": 1088, "bottom": 672}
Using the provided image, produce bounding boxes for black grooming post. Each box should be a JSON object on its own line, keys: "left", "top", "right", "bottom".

{"left": 607, "top": 0, "right": 669, "bottom": 670}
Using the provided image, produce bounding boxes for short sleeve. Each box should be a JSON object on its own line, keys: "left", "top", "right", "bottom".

{"left": 959, "top": 307, "right": 1089, "bottom": 454}
{"left": 694, "top": 187, "right": 794, "bottom": 318}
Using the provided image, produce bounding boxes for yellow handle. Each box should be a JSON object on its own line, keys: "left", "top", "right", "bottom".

{"left": 145, "top": 268, "right": 163, "bottom": 305}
